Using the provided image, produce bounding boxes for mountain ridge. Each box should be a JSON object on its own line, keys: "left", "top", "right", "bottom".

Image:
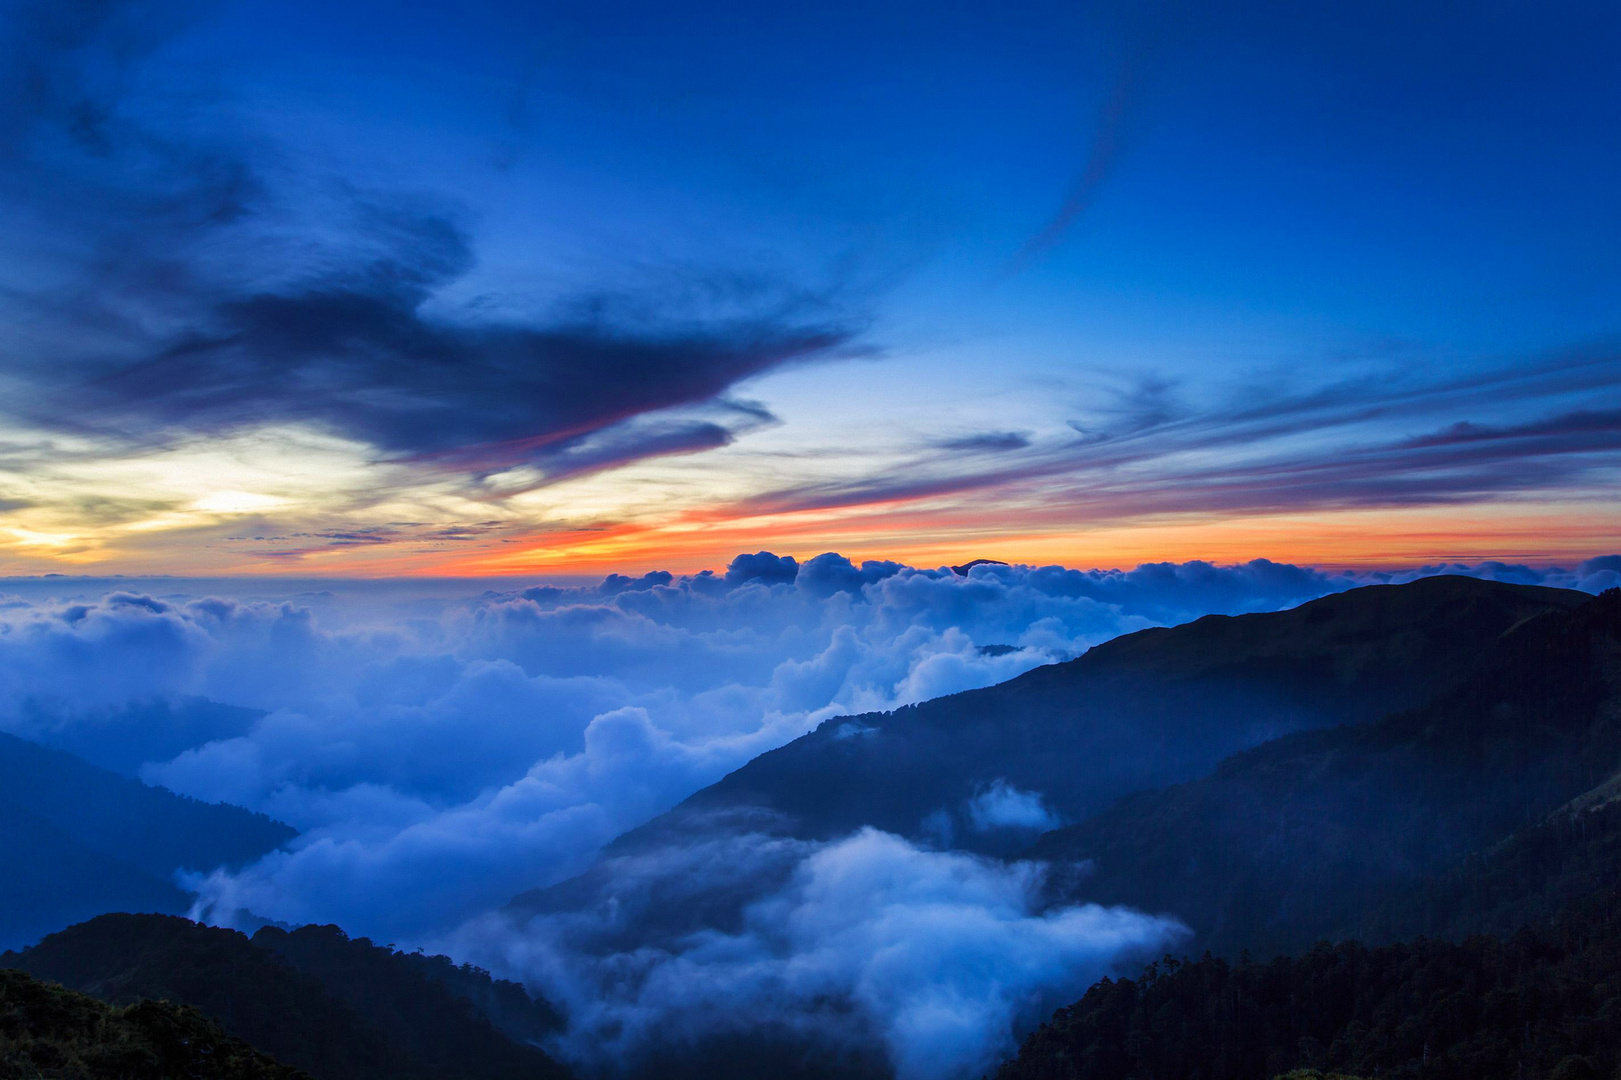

{"left": 0, "top": 733, "right": 298, "bottom": 950}
{"left": 1021, "top": 586, "right": 1621, "bottom": 958}
{"left": 590, "top": 576, "right": 1588, "bottom": 868}
{"left": 1, "top": 913, "right": 573, "bottom": 1080}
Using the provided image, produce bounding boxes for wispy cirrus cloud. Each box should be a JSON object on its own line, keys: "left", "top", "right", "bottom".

{"left": 932, "top": 431, "right": 1032, "bottom": 453}
{"left": 723, "top": 345, "right": 1621, "bottom": 526}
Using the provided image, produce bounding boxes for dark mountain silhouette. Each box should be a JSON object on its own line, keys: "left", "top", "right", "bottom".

{"left": 19, "top": 696, "right": 265, "bottom": 777}
{"left": 999, "top": 785, "right": 1621, "bottom": 1080}
{"left": 950, "top": 558, "right": 1009, "bottom": 575}
{"left": 253, "top": 922, "right": 564, "bottom": 1055}
{"left": 0, "top": 733, "right": 297, "bottom": 949}
{"left": 996, "top": 895, "right": 1621, "bottom": 1080}
{"left": 0, "top": 967, "right": 306, "bottom": 1080}
{"left": 997, "top": 587, "right": 1621, "bottom": 1079}
{"left": 603, "top": 577, "right": 1587, "bottom": 860}
{"left": 2, "top": 914, "right": 572, "bottom": 1080}
{"left": 1024, "top": 587, "right": 1621, "bottom": 958}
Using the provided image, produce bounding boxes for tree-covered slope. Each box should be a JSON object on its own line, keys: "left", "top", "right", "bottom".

{"left": 253, "top": 923, "right": 566, "bottom": 1068}
{"left": 1000, "top": 795, "right": 1621, "bottom": 1080}
{"left": 998, "top": 589, "right": 1621, "bottom": 1080}
{"left": 0, "top": 734, "right": 297, "bottom": 949}
{"left": 1024, "top": 588, "right": 1621, "bottom": 958}
{"left": 0, "top": 967, "right": 306, "bottom": 1080}
{"left": 996, "top": 897, "right": 1621, "bottom": 1080}
{"left": 2, "top": 914, "right": 572, "bottom": 1080}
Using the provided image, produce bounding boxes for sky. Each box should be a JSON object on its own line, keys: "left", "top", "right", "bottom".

{"left": 1, "top": 0, "right": 1619, "bottom": 576}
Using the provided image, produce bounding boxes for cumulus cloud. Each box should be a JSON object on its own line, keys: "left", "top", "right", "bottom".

{"left": 459, "top": 827, "right": 1186, "bottom": 1080}
{"left": 967, "top": 779, "right": 1063, "bottom": 833}
{"left": 0, "top": 551, "right": 1615, "bottom": 948}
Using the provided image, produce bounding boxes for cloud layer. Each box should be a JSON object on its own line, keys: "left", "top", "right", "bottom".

{"left": 466, "top": 827, "right": 1186, "bottom": 1080}
{"left": 2, "top": 552, "right": 1618, "bottom": 1073}
{"left": 1, "top": 553, "right": 1615, "bottom": 939}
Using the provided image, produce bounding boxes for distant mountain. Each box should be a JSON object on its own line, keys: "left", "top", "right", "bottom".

{"left": 0, "top": 734, "right": 297, "bottom": 949}
{"left": 19, "top": 696, "right": 264, "bottom": 777}
{"left": 606, "top": 577, "right": 1587, "bottom": 859}
{"left": 1, "top": 967, "right": 305, "bottom": 1080}
{"left": 2, "top": 914, "right": 572, "bottom": 1080}
{"left": 1024, "top": 586, "right": 1621, "bottom": 958}
{"left": 950, "top": 558, "right": 1009, "bottom": 575}
{"left": 0, "top": 801, "right": 189, "bottom": 955}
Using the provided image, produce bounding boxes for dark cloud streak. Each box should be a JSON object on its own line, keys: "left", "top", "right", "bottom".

{"left": 0, "top": 0, "right": 865, "bottom": 494}
{"left": 57, "top": 226, "right": 852, "bottom": 477}
{"left": 741, "top": 346, "right": 1621, "bottom": 523}
{"left": 1007, "top": 56, "right": 1137, "bottom": 272}
{"left": 934, "top": 431, "right": 1031, "bottom": 452}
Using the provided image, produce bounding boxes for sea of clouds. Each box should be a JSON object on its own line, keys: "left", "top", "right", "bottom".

{"left": 463, "top": 826, "right": 1188, "bottom": 1080}
{"left": 2, "top": 552, "right": 1617, "bottom": 1076}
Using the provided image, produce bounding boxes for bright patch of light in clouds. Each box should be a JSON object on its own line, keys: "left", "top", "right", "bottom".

{"left": 190, "top": 491, "right": 291, "bottom": 515}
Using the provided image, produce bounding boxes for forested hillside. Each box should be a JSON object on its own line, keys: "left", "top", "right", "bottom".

{"left": 1001, "top": 590, "right": 1621, "bottom": 1080}
{"left": 0, "top": 967, "right": 306, "bottom": 1080}
{"left": 998, "top": 878, "right": 1621, "bottom": 1080}
{"left": 2, "top": 914, "right": 571, "bottom": 1080}
{"left": 0, "top": 733, "right": 297, "bottom": 950}
{"left": 1025, "top": 587, "right": 1621, "bottom": 957}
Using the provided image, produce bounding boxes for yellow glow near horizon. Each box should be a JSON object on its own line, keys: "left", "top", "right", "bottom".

{"left": 1, "top": 402, "right": 1616, "bottom": 578}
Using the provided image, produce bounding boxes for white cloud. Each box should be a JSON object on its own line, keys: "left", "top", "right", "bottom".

{"left": 456, "top": 827, "right": 1186, "bottom": 1080}
{"left": 0, "top": 551, "right": 1613, "bottom": 945}
{"left": 967, "top": 779, "right": 1062, "bottom": 833}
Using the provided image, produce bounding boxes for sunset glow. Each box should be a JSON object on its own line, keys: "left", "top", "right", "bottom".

{"left": 0, "top": 2, "right": 1615, "bottom": 579}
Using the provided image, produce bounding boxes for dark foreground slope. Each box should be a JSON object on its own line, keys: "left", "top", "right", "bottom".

{"left": 0, "top": 967, "right": 305, "bottom": 1080}
{"left": 253, "top": 922, "right": 565, "bottom": 1053}
{"left": 0, "top": 734, "right": 297, "bottom": 949}
{"left": 997, "top": 900, "right": 1621, "bottom": 1080}
{"left": 612, "top": 577, "right": 1586, "bottom": 855}
{"left": 1026, "top": 587, "right": 1621, "bottom": 958}
{"left": 997, "top": 588, "right": 1621, "bottom": 1080}
{"left": 1000, "top": 790, "right": 1621, "bottom": 1080}
{"left": 2, "top": 914, "right": 571, "bottom": 1080}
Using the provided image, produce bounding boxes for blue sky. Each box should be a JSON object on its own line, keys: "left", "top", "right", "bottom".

{"left": 0, "top": 0, "right": 1617, "bottom": 573}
